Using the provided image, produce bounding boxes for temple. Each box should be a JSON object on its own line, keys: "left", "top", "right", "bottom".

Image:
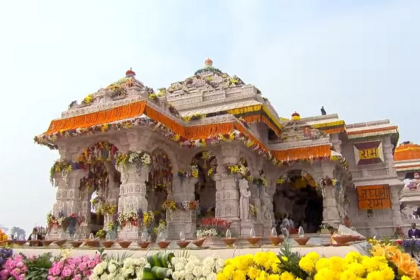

{"left": 35, "top": 59, "right": 404, "bottom": 240}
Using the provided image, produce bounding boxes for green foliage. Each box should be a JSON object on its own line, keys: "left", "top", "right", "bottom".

{"left": 104, "top": 251, "right": 133, "bottom": 263}
{"left": 24, "top": 253, "right": 55, "bottom": 280}
{"left": 277, "top": 241, "right": 308, "bottom": 279}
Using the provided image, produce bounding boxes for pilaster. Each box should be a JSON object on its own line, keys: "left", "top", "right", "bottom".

{"left": 118, "top": 163, "right": 149, "bottom": 240}
{"left": 319, "top": 162, "right": 341, "bottom": 227}
{"left": 51, "top": 169, "right": 87, "bottom": 238}
{"left": 215, "top": 143, "right": 242, "bottom": 235}
{"left": 167, "top": 177, "right": 197, "bottom": 239}
{"left": 390, "top": 185, "right": 403, "bottom": 226}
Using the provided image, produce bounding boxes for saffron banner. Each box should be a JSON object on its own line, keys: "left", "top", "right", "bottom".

{"left": 357, "top": 185, "right": 391, "bottom": 210}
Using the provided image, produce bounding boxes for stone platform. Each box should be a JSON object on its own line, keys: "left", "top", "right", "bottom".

{"left": 11, "top": 242, "right": 368, "bottom": 259}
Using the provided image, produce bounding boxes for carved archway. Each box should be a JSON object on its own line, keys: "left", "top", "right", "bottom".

{"left": 146, "top": 148, "right": 172, "bottom": 225}
{"left": 191, "top": 151, "right": 218, "bottom": 218}
{"left": 274, "top": 169, "right": 323, "bottom": 233}
{"left": 74, "top": 141, "right": 121, "bottom": 235}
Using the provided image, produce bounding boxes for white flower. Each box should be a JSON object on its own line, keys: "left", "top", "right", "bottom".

{"left": 185, "top": 262, "right": 195, "bottom": 273}
{"left": 203, "top": 257, "right": 214, "bottom": 267}
{"left": 172, "top": 271, "right": 180, "bottom": 280}
{"left": 108, "top": 264, "right": 117, "bottom": 273}
{"left": 89, "top": 276, "right": 100, "bottom": 280}
{"left": 107, "top": 272, "right": 116, "bottom": 280}
{"left": 207, "top": 272, "right": 217, "bottom": 280}
{"left": 216, "top": 259, "right": 225, "bottom": 270}
{"left": 193, "top": 266, "right": 202, "bottom": 277}
{"left": 93, "top": 265, "right": 104, "bottom": 275}
{"left": 202, "top": 266, "right": 212, "bottom": 276}
{"left": 171, "top": 257, "right": 179, "bottom": 265}
{"left": 133, "top": 258, "right": 146, "bottom": 266}
{"left": 185, "top": 274, "right": 194, "bottom": 280}
{"left": 100, "top": 273, "right": 108, "bottom": 280}
{"left": 100, "top": 261, "right": 108, "bottom": 270}
{"left": 174, "top": 262, "right": 184, "bottom": 271}
{"left": 123, "top": 268, "right": 135, "bottom": 276}
{"left": 200, "top": 278, "right": 206, "bottom": 280}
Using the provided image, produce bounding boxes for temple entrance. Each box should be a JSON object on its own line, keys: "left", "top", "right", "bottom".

{"left": 192, "top": 151, "right": 218, "bottom": 221}
{"left": 146, "top": 149, "right": 172, "bottom": 227}
{"left": 76, "top": 141, "right": 121, "bottom": 237}
{"left": 274, "top": 170, "right": 323, "bottom": 233}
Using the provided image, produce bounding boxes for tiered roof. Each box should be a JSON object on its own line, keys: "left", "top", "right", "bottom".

{"left": 34, "top": 59, "right": 398, "bottom": 172}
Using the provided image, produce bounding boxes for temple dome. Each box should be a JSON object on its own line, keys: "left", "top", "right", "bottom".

{"left": 167, "top": 58, "right": 247, "bottom": 95}
{"left": 394, "top": 142, "right": 420, "bottom": 161}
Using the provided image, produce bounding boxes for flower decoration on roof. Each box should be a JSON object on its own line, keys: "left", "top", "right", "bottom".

{"left": 291, "top": 112, "right": 301, "bottom": 121}
{"left": 167, "top": 59, "right": 246, "bottom": 95}
{"left": 394, "top": 141, "right": 420, "bottom": 161}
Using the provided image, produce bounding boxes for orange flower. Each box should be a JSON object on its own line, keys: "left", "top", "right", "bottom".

{"left": 394, "top": 253, "right": 419, "bottom": 279}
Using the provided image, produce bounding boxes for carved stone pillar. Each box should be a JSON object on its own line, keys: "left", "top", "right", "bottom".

{"left": 103, "top": 163, "right": 120, "bottom": 229}
{"left": 247, "top": 182, "right": 263, "bottom": 236}
{"left": 390, "top": 186, "right": 403, "bottom": 226}
{"left": 51, "top": 169, "right": 87, "bottom": 238}
{"left": 118, "top": 163, "right": 149, "bottom": 240}
{"left": 167, "top": 177, "right": 197, "bottom": 239}
{"left": 319, "top": 163, "right": 341, "bottom": 227}
{"left": 212, "top": 144, "right": 241, "bottom": 235}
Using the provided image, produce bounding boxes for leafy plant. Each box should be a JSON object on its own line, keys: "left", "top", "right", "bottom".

{"left": 24, "top": 252, "right": 55, "bottom": 280}
{"left": 104, "top": 251, "right": 133, "bottom": 262}
{"left": 277, "top": 241, "right": 308, "bottom": 279}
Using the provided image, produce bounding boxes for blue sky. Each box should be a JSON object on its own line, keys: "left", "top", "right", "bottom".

{"left": 0, "top": 0, "right": 419, "bottom": 233}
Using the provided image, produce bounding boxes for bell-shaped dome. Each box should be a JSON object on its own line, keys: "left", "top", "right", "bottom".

{"left": 394, "top": 141, "right": 420, "bottom": 161}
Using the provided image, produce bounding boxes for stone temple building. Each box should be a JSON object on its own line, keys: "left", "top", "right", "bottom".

{"left": 35, "top": 59, "right": 405, "bottom": 240}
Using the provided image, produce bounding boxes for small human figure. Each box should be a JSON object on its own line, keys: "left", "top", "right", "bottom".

{"left": 28, "top": 228, "right": 42, "bottom": 247}
{"left": 408, "top": 223, "right": 420, "bottom": 238}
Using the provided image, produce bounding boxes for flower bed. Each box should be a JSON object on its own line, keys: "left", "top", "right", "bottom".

{"left": 1, "top": 241, "right": 419, "bottom": 280}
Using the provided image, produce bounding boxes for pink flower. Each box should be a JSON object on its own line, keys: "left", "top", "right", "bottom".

{"left": 78, "top": 262, "right": 87, "bottom": 271}
{"left": 62, "top": 267, "right": 72, "bottom": 277}
{"left": 16, "top": 262, "right": 24, "bottom": 268}
{"left": 28, "top": 255, "right": 36, "bottom": 261}
{"left": 82, "top": 256, "right": 89, "bottom": 262}
{"left": 74, "top": 257, "right": 82, "bottom": 265}
{"left": 66, "top": 258, "right": 74, "bottom": 265}
{"left": 88, "top": 260, "right": 96, "bottom": 268}
{"left": 93, "top": 254, "right": 100, "bottom": 261}
{"left": 0, "top": 269, "right": 9, "bottom": 279}
{"left": 74, "top": 274, "right": 82, "bottom": 280}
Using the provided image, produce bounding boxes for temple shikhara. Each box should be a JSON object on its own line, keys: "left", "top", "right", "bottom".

{"left": 35, "top": 58, "right": 411, "bottom": 240}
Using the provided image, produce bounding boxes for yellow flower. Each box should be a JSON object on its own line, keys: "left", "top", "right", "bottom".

{"left": 299, "top": 257, "right": 316, "bottom": 274}
{"left": 347, "top": 263, "right": 365, "bottom": 277}
{"left": 401, "top": 276, "right": 411, "bottom": 280}
{"left": 339, "top": 270, "right": 358, "bottom": 280}
{"left": 366, "top": 271, "right": 384, "bottom": 280}
{"left": 314, "top": 268, "right": 334, "bottom": 280}
{"left": 345, "top": 252, "right": 362, "bottom": 264}
{"left": 248, "top": 267, "right": 260, "bottom": 280}
{"left": 280, "top": 272, "right": 295, "bottom": 280}
{"left": 267, "top": 275, "right": 280, "bottom": 280}
{"left": 380, "top": 266, "right": 395, "bottom": 280}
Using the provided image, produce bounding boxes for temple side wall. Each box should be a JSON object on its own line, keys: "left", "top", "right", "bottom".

{"left": 340, "top": 134, "right": 402, "bottom": 237}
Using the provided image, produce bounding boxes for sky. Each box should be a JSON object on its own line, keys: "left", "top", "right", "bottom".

{"left": 0, "top": 0, "right": 419, "bottom": 234}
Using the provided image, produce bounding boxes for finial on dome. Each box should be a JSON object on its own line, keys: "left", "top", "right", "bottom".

{"left": 205, "top": 58, "right": 213, "bottom": 67}
{"left": 291, "top": 112, "right": 301, "bottom": 121}
{"left": 126, "top": 68, "right": 136, "bottom": 77}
